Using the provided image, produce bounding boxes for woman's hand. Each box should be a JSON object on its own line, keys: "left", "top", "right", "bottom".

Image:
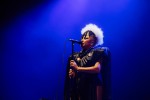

{"left": 70, "top": 60, "right": 78, "bottom": 70}
{"left": 69, "top": 69, "right": 75, "bottom": 79}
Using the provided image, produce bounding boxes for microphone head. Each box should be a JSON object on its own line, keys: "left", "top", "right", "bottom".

{"left": 69, "top": 39, "right": 81, "bottom": 44}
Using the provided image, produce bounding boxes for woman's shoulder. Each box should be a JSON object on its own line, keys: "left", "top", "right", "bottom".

{"left": 94, "top": 46, "right": 110, "bottom": 52}
{"left": 93, "top": 46, "right": 110, "bottom": 56}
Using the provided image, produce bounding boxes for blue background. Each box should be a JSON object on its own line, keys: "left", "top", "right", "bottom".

{"left": 1, "top": 0, "right": 150, "bottom": 100}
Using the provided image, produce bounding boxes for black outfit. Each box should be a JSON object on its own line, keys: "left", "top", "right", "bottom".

{"left": 64, "top": 45, "right": 111, "bottom": 100}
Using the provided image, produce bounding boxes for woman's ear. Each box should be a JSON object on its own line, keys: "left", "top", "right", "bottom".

{"left": 91, "top": 41, "right": 94, "bottom": 46}
{"left": 90, "top": 35, "right": 96, "bottom": 46}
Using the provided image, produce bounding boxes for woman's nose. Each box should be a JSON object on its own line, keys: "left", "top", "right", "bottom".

{"left": 81, "top": 39, "right": 83, "bottom": 42}
{"left": 81, "top": 38, "right": 85, "bottom": 41}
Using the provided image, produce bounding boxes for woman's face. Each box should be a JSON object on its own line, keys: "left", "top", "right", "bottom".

{"left": 81, "top": 32, "right": 94, "bottom": 50}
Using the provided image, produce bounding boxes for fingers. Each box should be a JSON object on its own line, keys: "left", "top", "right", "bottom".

{"left": 70, "top": 62, "right": 74, "bottom": 66}
{"left": 69, "top": 70, "right": 72, "bottom": 78}
{"left": 70, "top": 60, "right": 78, "bottom": 70}
{"left": 69, "top": 69, "right": 73, "bottom": 74}
{"left": 70, "top": 60, "right": 75, "bottom": 66}
{"left": 70, "top": 60, "right": 75, "bottom": 62}
{"left": 70, "top": 60, "right": 74, "bottom": 65}
{"left": 69, "top": 69, "right": 75, "bottom": 78}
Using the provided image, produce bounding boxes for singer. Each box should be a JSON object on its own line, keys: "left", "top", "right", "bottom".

{"left": 64, "top": 23, "right": 111, "bottom": 100}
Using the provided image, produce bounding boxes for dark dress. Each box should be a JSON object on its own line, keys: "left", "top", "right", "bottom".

{"left": 64, "top": 45, "right": 111, "bottom": 100}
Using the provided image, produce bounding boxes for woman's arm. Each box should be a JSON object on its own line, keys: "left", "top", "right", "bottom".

{"left": 70, "top": 60, "right": 101, "bottom": 73}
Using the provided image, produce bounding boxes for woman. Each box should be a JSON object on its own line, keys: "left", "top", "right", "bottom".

{"left": 64, "top": 24, "right": 111, "bottom": 100}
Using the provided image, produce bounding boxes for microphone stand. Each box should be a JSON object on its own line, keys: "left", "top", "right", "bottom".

{"left": 71, "top": 41, "right": 75, "bottom": 59}
{"left": 69, "top": 41, "right": 75, "bottom": 100}
{"left": 68, "top": 39, "right": 80, "bottom": 100}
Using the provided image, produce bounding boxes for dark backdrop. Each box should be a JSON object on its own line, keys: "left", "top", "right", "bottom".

{"left": 1, "top": 0, "right": 150, "bottom": 100}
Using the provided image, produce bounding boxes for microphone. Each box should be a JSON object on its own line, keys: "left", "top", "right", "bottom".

{"left": 69, "top": 39, "right": 81, "bottom": 44}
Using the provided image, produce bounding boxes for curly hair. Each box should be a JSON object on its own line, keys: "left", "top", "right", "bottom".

{"left": 81, "top": 23, "right": 104, "bottom": 46}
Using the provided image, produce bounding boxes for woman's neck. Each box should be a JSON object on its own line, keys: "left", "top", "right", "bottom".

{"left": 82, "top": 46, "right": 93, "bottom": 52}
